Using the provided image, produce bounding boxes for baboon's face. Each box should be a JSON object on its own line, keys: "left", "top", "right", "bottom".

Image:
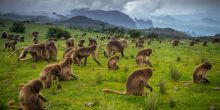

{"left": 203, "top": 62, "right": 212, "bottom": 70}
{"left": 31, "top": 80, "right": 43, "bottom": 93}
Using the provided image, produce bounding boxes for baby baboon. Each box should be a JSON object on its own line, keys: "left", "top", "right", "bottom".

{"left": 88, "top": 38, "right": 97, "bottom": 46}
{"left": 172, "top": 40, "right": 179, "bottom": 48}
{"left": 10, "top": 41, "right": 57, "bottom": 62}
{"left": 108, "top": 55, "right": 119, "bottom": 70}
{"left": 39, "top": 64, "right": 61, "bottom": 88}
{"left": 193, "top": 61, "right": 212, "bottom": 83}
{"left": 103, "top": 68, "right": 153, "bottom": 96}
{"left": 203, "top": 41, "right": 207, "bottom": 46}
{"left": 7, "top": 79, "right": 46, "bottom": 110}
{"left": 4, "top": 40, "right": 17, "bottom": 51}
{"left": 65, "top": 38, "right": 74, "bottom": 48}
{"left": 136, "top": 48, "right": 153, "bottom": 67}
{"left": 1, "top": 31, "right": 7, "bottom": 39}
{"left": 73, "top": 45, "right": 101, "bottom": 66}
{"left": 78, "top": 39, "right": 85, "bottom": 47}
{"left": 59, "top": 57, "right": 77, "bottom": 80}
{"left": 104, "top": 39, "right": 128, "bottom": 58}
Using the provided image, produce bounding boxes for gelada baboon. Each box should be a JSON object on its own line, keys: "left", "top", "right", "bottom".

{"left": 172, "top": 40, "right": 179, "bottom": 48}
{"left": 39, "top": 64, "right": 61, "bottom": 88}
{"left": 73, "top": 45, "right": 101, "bottom": 66}
{"left": 59, "top": 57, "right": 77, "bottom": 80}
{"left": 108, "top": 55, "right": 119, "bottom": 70}
{"left": 10, "top": 41, "right": 57, "bottom": 62}
{"left": 32, "top": 32, "right": 39, "bottom": 38}
{"left": 78, "top": 39, "right": 85, "bottom": 47}
{"left": 1, "top": 31, "right": 7, "bottom": 39}
{"left": 7, "top": 79, "right": 46, "bottom": 110}
{"left": 32, "top": 37, "right": 39, "bottom": 44}
{"left": 103, "top": 68, "right": 153, "bottom": 96}
{"left": 65, "top": 38, "right": 74, "bottom": 48}
{"left": 136, "top": 48, "right": 153, "bottom": 67}
{"left": 104, "top": 39, "right": 128, "bottom": 58}
{"left": 4, "top": 40, "right": 17, "bottom": 51}
{"left": 135, "top": 38, "right": 144, "bottom": 48}
{"left": 203, "top": 41, "right": 207, "bottom": 46}
{"left": 88, "top": 38, "right": 97, "bottom": 46}
{"left": 193, "top": 61, "right": 212, "bottom": 83}
{"left": 63, "top": 47, "right": 79, "bottom": 64}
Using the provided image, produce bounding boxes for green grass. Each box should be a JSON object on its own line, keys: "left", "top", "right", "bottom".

{"left": 0, "top": 20, "right": 220, "bottom": 110}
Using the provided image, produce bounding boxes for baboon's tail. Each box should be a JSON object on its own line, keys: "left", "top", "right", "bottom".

{"left": 102, "top": 89, "right": 126, "bottom": 95}
{"left": 7, "top": 100, "right": 22, "bottom": 109}
{"left": 9, "top": 47, "right": 25, "bottom": 57}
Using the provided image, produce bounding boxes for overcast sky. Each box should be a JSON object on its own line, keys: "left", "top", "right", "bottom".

{"left": 0, "top": 0, "right": 220, "bottom": 36}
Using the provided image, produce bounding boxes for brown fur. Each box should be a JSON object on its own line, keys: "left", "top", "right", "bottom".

{"left": 193, "top": 61, "right": 212, "bottom": 83}
{"left": 78, "top": 40, "right": 85, "bottom": 47}
{"left": 136, "top": 48, "right": 153, "bottom": 67}
{"left": 108, "top": 55, "right": 119, "bottom": 70}
{"left": 32, "top": 37, "right": 39, "bottom": 44}
{"left": 203, "top": 41, "right": 207, "bottom": 46}
{"left": 172, "top": 40, "right": 179, "bottom": 48}
{"left": 103, "top": 68, "right": 153, "bottom": 96}
{"left": 104, "top": 39, "right": 128, "bottom": 58}
{"left": 10, "top": 41, "right": 57, "bottom": 62}
{"left": 7, "top": 79, "right": 46, "bottom": 110}
{"left": 47, "top": 37, "right": 57, "bottom": 42}
{"left": 88, "top": 38, "right": 97, "bottom": 46}
{"left": 4, "top": 40, "right": 17, "bottom": 51}
{"left": 65, "top": 38, "right": 74, "bottom": 48}
{"left": 73, "top": 45, "right": 101, "bottom": 66}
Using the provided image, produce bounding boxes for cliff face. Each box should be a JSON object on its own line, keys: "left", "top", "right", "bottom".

{"left": 68, "top": 8, "right": 136, "bottom": 29}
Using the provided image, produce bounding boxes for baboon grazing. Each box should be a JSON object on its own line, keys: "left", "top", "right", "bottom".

{"left": 136, "top": 48, "right": 153, "bottom": 67}
{"left": 108, "top": 55, "right": 119, "bottom": 70}
{"left": 172, "top": 40, "right": 179, "bottom": 48}
{"left": 73, "top": 45, "right": 101, "bottom": 66}
{"left": 103, "top": 68, "right": 153, "bottom": 96}
{"left": 193, "top": 61, "right": 212, "bottom": 83}
{"left": 203, "top": 41, "right": 207, "bottom": 46}
{"left": 88, "top": 38, "right": 97, "bottom": 46}
{"left": 65, "top": 38, "right": 74, "bottom": 48}
{"left": 4, "top": 40, "right": 17, "bottom": 51}
{"left": 104, "top": 39, "right": 128, "bottom": 58}
{"left": 1, "top": 31, "right": 7, "bottom": 39}
{"left": 39, "top": 64, "right": 61, "bottom": 88}
{"left": 10, "top": 41, "right": 57, "bottom": 62}
{"left": 78, "top": 39, "right": 85, "bottom": 47}
{"left": 7, "top": 79, "right": 46, "bottom": 110}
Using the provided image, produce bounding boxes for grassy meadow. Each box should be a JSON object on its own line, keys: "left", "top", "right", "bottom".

{"left": 0, "top": 20, "right": 220, "bottom": 110}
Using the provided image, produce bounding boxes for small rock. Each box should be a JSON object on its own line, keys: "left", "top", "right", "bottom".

{"left": 85, "top": 102, "right": 96, "bottom": 107}
{"left": 213, "top": 87, "right": 220, "bottom": 91}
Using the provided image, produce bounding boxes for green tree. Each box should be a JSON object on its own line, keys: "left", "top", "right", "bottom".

{"left": 47, "top": 27, "right": 71, "bottom": 39}
{"left": 9, "top": 22, "right": 25, "bottom": 33}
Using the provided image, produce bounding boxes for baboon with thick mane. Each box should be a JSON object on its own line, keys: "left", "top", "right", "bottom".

{"left": 103, "top": 68, "right": 153, "bottom": 96}
{"left": 104, "top": 39, "right": 128, "bottom": 58}
{"left": 65, "top": 38, "right": 74, "bottom": 48}
{"left": 193, "top": 61, "right": 212, "bottom": 83}
{"left": 108, "top": 55, "right": 119, "bottom": 70}
{"left": 7, "top": 79, "right": 46, "bottom": 110}
{"left": 136, "top": 48, "right": 153, "bottom": 67}
{"left": 88, "top": 38, "right": 97, "bottom": 46}
{"left": 4, "top": 40, "right": 17, "bottom": 51}
{"left": 10, "top": 41, "right": 57, "bottom": 62}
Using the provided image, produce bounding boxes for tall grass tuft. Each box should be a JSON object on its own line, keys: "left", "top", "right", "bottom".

{"left": 95, "top": 73, "right": 103, "bottom": 84}
{"left": 159, "top": 80, "right": 166, "bottom": 94}
{"left": 144, "top": 91, "right": 159, "bottom": 110}
{"left": 170, "top": 65, "right": 181, "bottom": 81}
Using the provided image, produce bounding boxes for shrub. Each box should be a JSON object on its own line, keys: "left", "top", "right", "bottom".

{"left": 170, "top": 65, "right": 181, "bottom": 81}
{"left": 47, "top": 27, "right": 71, "bottom": 39}
{"left": 9, "top": 22, "right": 25, "bottom": 33}
{"left": 128, "top": 29, "right": 141, "bottom": 38}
